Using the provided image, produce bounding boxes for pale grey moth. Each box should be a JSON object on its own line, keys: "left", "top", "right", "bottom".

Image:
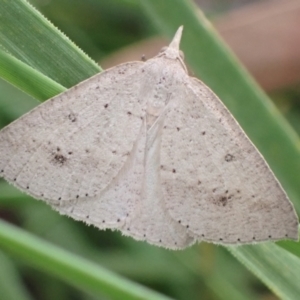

{"left": 0, "top": 26, "right": 298, "bottom": 249}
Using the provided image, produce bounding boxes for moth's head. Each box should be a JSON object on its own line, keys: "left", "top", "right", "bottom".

{"left": 157, "top": 26, "right": 187, "bottom": 73}
{"left": 159, "top": 46, "right": 185, "bottom": 61}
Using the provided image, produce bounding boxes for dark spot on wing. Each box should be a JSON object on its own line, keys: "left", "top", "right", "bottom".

{"left": 53, "top": 154, "right": 67, "bottom": 166}
{"left": 68, "top": 113, "right": 77, "bottom": 122}
{"left": 104, "top": 104, "right": 108, "bottom": 109}
{"left": 219, "top": 196, "right": 228, "bottom": 206}
{"left": 213, "top": 196, "right": 228, "bottom": 207}
{"left": 202, "top": 131, "right": 206, "bottom": 135}
{"left": 172, "top": 169, "right": 176, "bottom": 173}
{"left": 225, "top": 154, "right": 234, "bottom": 162}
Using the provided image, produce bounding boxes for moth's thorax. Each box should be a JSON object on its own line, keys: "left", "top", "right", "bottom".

{"left": 144, "top": 57, "right": 186, "bottom": 128}
{"left": 157, "top": 47, "right": 187, "bottom": 73}
{"left": 161, "top": 47, "right": 180, "bottom": 60}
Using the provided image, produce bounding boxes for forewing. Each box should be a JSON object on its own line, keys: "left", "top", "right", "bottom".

{"left": 56, "top": 124, "right": 146, "bottom": 231}
{"left": 160, "top": 77, "right": 298, "bottom": 244}
{"left": 0, "top": 62, "right": 146, "bottom": 204}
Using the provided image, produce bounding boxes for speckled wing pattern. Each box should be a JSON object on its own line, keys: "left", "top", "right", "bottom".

{"left": 160, "top": 76, "right": 298, "bottom": 245}
{"left": 0, "top": 61, "right": 148, "bottom": 229}
{"left": 0, "top": 26, "right": 298, "bottom": 249}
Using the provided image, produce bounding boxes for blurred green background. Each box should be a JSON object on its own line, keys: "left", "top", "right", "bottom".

{"left": 0, "top": 0, "right": 300, "bottom": 300}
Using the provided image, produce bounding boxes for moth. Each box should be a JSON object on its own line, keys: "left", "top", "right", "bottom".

{"left": 0, "top": 26, "right": 298, "bottom": 249}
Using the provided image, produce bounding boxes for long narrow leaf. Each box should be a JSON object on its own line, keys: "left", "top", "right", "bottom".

{"left": 0, "top": 49, "right": 66, "bottom": 100}
{"left": 0, "top": 0, "right": 100, "bottom": 89}
{"left": 228, "top": 243, "right": 300, "bottom": 300}
{"left": 0, "top": 250, "right": 34, "bottom": 300}
{"left": 0, "top": 220, "right": 173, "bottom": 300}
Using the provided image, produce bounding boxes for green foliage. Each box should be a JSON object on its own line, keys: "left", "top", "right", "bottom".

{"left": 0, "top": 0, "right": 299, "bottom": 299}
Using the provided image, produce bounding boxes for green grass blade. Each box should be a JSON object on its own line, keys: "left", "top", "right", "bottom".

{"left": 228, "top": 242, "right": 300, "bottom": 300}
{"left": 0, "top": 0, "right": 100, "bottom": 89}
{"left": 0, "top": 49, "right": 66, "bottom": 100}
{"left": 0, "top": 219, "right": 174, "bottom": 300}
{"left": 140, "top": 0, "right": 300, "bottom": 212}
{"left": 0, "top": 250, "right": 34, "bottom": 300}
